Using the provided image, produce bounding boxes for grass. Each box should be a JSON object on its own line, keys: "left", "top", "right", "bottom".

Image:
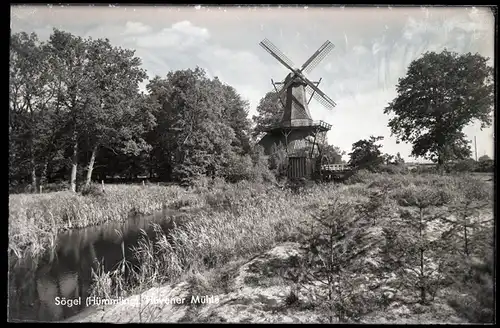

{"left": 9, "top": 172, "right": 495, "bottom": 323}
{"left": 91, "top": 173, "right": 492, "bottom": 294}
{"left": 9, "top": 183, "right": 188, "bottom": 259}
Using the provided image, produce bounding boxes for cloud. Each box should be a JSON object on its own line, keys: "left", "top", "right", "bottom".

{"left": 122, "top": 21, "right": 151, "bottom": 35}
{"left": 134, "top": 20, "right": 210, "bottom": 50}
{"left": 9, "top": 6, "right": 494, "bottom": 161}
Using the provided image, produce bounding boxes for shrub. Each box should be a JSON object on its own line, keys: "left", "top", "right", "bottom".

{"left": 222, "top": 151, "right": 276, "bottom": 185}
{"left": 448, "top": 159, "right": 477, "bottom": 173}
{"left": 344, "top": 169, "right": 373, "bottom": 184}
{"left": 377, "top": 164, "right": 409, "bottom": 175}
{"left": 476, "top": 159, "right": 494, "bottom": 172}
{"left": 296, "top": 193, "right": 381, "bottom": 322}
{"left": 80, "top": 183, "right": 105, "bottom": 197}
{"left": 448, "top": 253, "right": 494, "bottom": 323}
{"left": 223, "top": 153, "right": 254, "bottom": 183}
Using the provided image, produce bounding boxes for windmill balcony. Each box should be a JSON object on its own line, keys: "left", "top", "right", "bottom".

{"left": 263, "top": 120, "right": 332, "bottom": 132}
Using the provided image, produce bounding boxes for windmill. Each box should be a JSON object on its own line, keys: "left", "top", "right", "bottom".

{"left": 257, "top": 38, "right": 338, "bottom": 180}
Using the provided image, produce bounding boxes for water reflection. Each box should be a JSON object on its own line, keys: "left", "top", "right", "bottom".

{"left": 8, "top": 209, "right": 180, "bottom": 322}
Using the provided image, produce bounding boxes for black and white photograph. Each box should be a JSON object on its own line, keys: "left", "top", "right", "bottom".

{"left": 8, "top": 4, "right": 495, "bottom": 323}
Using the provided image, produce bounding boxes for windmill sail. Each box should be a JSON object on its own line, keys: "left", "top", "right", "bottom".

{"left": 258, "top": 38, "right": 336, "bottom": 158}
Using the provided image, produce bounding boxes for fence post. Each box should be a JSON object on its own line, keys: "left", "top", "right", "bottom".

{"left": 102, "top": 180, "right": 105, "bottom": 192}
{"left": 142, "top": 180, "right": 145, "bottom": 187}
{"left": 40, "top": 185, "right": 43, "bottom": 194}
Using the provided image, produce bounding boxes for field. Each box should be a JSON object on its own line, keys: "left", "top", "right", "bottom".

{"left": 9, "top": 171, "right": 495, "bottom": 323}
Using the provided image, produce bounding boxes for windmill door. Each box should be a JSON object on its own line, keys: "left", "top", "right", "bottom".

{"left": 287, "top": 156, "right": 313, "bottom": 179}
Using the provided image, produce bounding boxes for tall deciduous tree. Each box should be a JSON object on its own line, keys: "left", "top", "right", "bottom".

{"left": 147, "top": 67, "right": 236, "bottom": 184}
{"left": 80, "top": 38, "right": 150, "bottom": 188}
{"left": 217, "top": 81, "right": 252, "bottom": 155}
{"left": 10, "top": 32, "right": 60, "bottom": 192}
{"left": 384, "top": 50, "right": 494, "bottom": 167}
{"left": 46, "top": 29, "right": 92, "bottom": 192}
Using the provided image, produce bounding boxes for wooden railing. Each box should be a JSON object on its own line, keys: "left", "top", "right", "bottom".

{"left": 321, "top": 164, "right": 350, "bottom": 172}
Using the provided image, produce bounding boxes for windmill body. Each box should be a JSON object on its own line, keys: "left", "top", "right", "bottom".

{"left": 256, "top": 39, "right": 343, "bottom": 179}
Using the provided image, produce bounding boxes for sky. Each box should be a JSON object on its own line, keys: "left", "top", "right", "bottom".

{"left": 10, "top": 5, "right": 496, "bottom": 162}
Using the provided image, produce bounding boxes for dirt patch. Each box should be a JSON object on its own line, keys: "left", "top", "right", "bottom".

{"left": 68, "top": 240, "right": 477, "bottom": 323}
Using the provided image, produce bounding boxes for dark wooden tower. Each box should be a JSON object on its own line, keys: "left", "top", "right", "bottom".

{"left": 257, "top": 39, "right": 337, "bottom": 179}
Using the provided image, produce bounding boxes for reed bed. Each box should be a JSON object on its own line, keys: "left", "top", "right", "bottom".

{"left": 9, "top": 184, "right": 187, "bottom": 259}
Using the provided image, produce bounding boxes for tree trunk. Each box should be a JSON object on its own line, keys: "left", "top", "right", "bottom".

{"left": 419, "top": 208, "right": 426, "bottom": 304}
{"left": 29, "top": 140, "right": 37, "bottom": 193}
{"left": 40, "top": 158, "right": 49, "bottom": 187}
{"left": 70, "top": 133, "right": 78, "bottom": 193}
{"left": 84, "top": 145, "right": 99, "bottom": 189}
{"left": 420, "top": 248, "right": 426, "bottom": 304}
{"left": 464, "top": 223, "right": 469, "bottom": 257}
{"left": 149, "top": 152, "right": 154, "bottom": 179}
{"left": 30, "top": 162, "right": 37, "bottom": 194}
{"left": 437, "top": 155, "right": 444, "bottom": 174}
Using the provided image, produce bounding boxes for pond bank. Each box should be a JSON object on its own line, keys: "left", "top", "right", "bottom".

{"left": 8, "top": 209, "right": 186, "bottom": 322}
{"left": 8, "top": 184, "right": 189, "bottom": 259}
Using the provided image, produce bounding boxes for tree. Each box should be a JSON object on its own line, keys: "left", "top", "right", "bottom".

{"left": 321, "top": 144, "right": 345, "bottom": 164}
{"left": 252, "top": 91, "right": 282, "bottom": 139}
{"left": 446, "top": 176, "right": 491, "bottom": 258}
{"left": 315, "top": 132, "right": 345, "bottom": 164}
{"left": 10, "top": 32, "right": 56, "bottom": 192}
{"left": 147, "top": 67, "right": 236, "bottom": 184}
{"left": 296, "top": 194, "right": 381, "bottom": 322}
{"left": 384, "top": 152, "right": 405, "bottom": 165}
{"left": 46, "top": 29, "right": 93, "bottom": 192}
{"left": 144, "top": 76, "right": 176, "bottom": 180}
{"left": 79, "top": 38, "right": 150, "bottom": 188}
{"left": 348, "top": 136, "right": 385, "bottom": 171}
{"left": 477, "top": 155, "right": 491, "bottom": 162}
{"left": 383, "top": 185, "right": 453, "bottom": 305}
{"left": 476, "top": 155, "right": 493, "bottom": 172}
{"left": 384, "top": 50, "right": 494, "bottom": 167}
{"left": 213, "top": 79, "right": 252, "bottom": 155}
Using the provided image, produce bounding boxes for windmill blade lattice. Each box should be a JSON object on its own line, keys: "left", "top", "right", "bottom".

{"left": 259, "top": 39, "right": 296, "bottom": 73}
{"left": 261, "top": 38, "right": 337, "bottom": 111}
{"left": 260, "top": 38, "right": 296, "bottom": 70}
{"left": 305, "top": 83, "right": 336, "bottom": 109}
{"left": 302, "top": 41, "right": 335, "bottom": 74}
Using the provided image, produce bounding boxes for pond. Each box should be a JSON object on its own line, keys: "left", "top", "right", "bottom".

{"left": 8, "top": 209, "right": 182, "bottom": 322}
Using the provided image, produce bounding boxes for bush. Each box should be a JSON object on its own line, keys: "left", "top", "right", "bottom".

{"left": 448, "top": 159, "right": 477, "bottom": 173}
{"left": 476, "top": 159, "right": 494, "bottom": 172}
{"left": 448, "top": 254, "right": 494, "bottom": 323}
{"left": 223, "top": 151, "right": 276, "bottom": 184}
{"left": 344, "top": 169, "right": 373, "bottom": 184}
{"left": 223, "top": 153, "right": 254, "bottom": 183}
{"left": 377, "top": 164, "right": 409, "bottom": 175}
{"left": 80, "top": 183, "right": 105, "bottom": 197}
{"left": 414, "top": 165, "right": 439, "bottom": 174}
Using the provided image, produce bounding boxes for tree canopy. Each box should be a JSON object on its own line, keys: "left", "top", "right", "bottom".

{"left": 348, "top": 136, "right": 385, "bottom": 171}
{"left": 9, "top": 29, "right": 272, "bottom": 192}
{"left": 251, "top": 91, "right": 282, "bottom": 139}
{"left": 384, "top": 50, "right": 494, "bottom": 166}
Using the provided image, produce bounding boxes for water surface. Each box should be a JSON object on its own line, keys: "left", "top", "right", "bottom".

{"left": 8, "top": 209, "right": 181, "bottom": 322}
